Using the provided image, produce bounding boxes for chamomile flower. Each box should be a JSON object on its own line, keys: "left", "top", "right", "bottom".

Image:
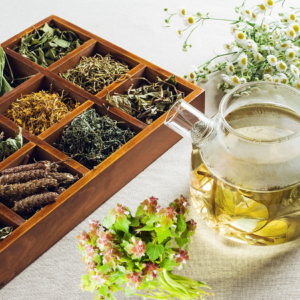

{"left": 273, "top": 75, "right": 281, "bottom": 83}
{"left": 286, "top": 48, "right": 296, "bottom": 61}
{"left": 264, "top": 74, "right": 273, "bottom": 82}
{"left": 243, "top": 8, "right": 252, "bottom": 19}
{"left": 277, "top": 41, "right": 291, "bottom": 51}
{"left": 262, "top": 23, "right": 269, "bottom": 31}
{"left": 287, "top": 13, "right": 297, "bottom": 23}
{"left": 261, "top": 45, "right": 274, "bottom": 51}
{"left": 267, "top": 55, "right": 277, "bottom": 66}
{"left": 235, "top": 31, "right": 246, "bottom": 43}
{"left": 276, "top": 60, "right": 287, "bottom": 72}
{"left": 187, "top": 69, "right": 196, "bottom": 82}
{"left": 291, "top": 23, "right": 300, "bottom": 35}
{"left": 184, "top": 16, "right": 195, "bottom": 26}
{"left": 273, "top": 17, "right": 283, "bottom": 27}
{"left": 177, "top": 29, "right": 183, "bottom": 38}
{"left": 265, "top": 66, "right": 274, "bottom": 74}
{"left": 293, "top": 79, "right": 300, "bottom": 89}
{"left": 281, "top": 29, "right": 288, "bottom": 38}
{"left": 287, "top": 27, "right": 296, "bottom": 40}
{"left": 293, "top": 46, "right": 300, "bottom": 52}
{"left": 244, "top": 40, "right": 257, "bottom": 52}
{"left": 223, "top": 43, "right": 234, "bottom": 52}
{"left": 272, "top": 29, "right": 281, "bottom": 40}
{"left": 265, "top": 0, "right": 274, "bottom": 8}
{"left": 230, "top": 25, "right": 238, "bottom": 35}
{"left": 178, "top": 6, "right": 186, "bottom": 17}
{"left": 278, "top": 73, "right": 288, "bottom": 84}
{"left": 221, "top": 74, "right": 230, "bottom": 83}
{"left": 238, "top": 53, "right": 248, "bottom": 69}
{"left": 290, "top": 64, "right": 300, "bottom": 78}
{"left": 254, "top": 52, "right": 264, "bottom": 62}
{"left": 258, "top": 4, "right": 267, "bottom": 12}
{"left": 230, "top": 75, "right": 241, "bottom": 86}
{"left": 226, "top": 62, "right": 235, "bottom": 74}
{"left": 240, "top": 78, "right": 247, "bottom": 84}
{"left": 251, "top": 12, "right": 258, "bottom": 21}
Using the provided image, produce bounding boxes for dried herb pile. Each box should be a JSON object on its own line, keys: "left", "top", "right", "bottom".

{"left": 0, "top": 160, "right": 79, "bottom": 219}
{"left": 59, "top": 53, "right": 130, "bottom": 95}
{"left": 0, "top": 226, "right": 13, "bottom": 241}
{"left": 53, "top": 109, "right": 136, "bottom": 169}
{"left": 5, "top": 89, "right": 80, "bottom": 135}
{"left": 13, "top": 23, "right": 84, "bottom": 68}
{"left": 0, "top": 47, "right": 13, "bottom": 97}
{"left": 0, "top": 127, "right": 23, "bottom": 163}
{"left": 106, "top": 75, "right": 184, "bottom": 124}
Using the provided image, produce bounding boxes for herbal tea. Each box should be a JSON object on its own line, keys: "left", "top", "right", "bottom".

{"left": 190, "top": 104, "right": 300, "bottom": 245}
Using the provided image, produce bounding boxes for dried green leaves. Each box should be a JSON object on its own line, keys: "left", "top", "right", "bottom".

{"left": 0, "top": 127, "right": 23, "bottom": 163}
{"left": 13, "top": 23, "right": 84, "bottom": 68}
{"left": 59, "top": 54, "right": 130, "bottom": 95}
{"left": 106, "top": 75, "right": 183, "bottom": 124}
{"left": 53, "top": 109, "right": 136, "bottom": 169}
{"left": 0, "top": 47, "right": 13, "bottom": 97}
{"left": 0, "top": 227, "right": 13, "bottom": 241}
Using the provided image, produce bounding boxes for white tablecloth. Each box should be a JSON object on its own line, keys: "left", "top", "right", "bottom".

{"left": 1, "top": 1, "right": 300, "bottom": 299}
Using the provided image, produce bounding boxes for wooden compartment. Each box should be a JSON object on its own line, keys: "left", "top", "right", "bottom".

{"left": 0, "top": 15, "right": 205, "bottom": 289}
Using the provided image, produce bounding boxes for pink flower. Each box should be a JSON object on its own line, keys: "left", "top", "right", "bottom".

{"left": 126, "top": 271, "right": 143, "bottom": 288}
{"left": 174, "top": 249, "right": 189, "bottom": 264}
{"left": 173, "top": 195, "right": 190, "bottom": 214}
{"left": 142, "top": 262, "right": 160, "bottom": 280}
{"left": 84, "top": 260, "right": 97, "bottom": 273}
{"left": 97, "top": 230, "right": 114, "bottom": 250}
{"left": 84, "top": 245, "right": 95, "bottom": 258}
{"left": 101, "top": 247, "right": 123, "bottom": 266}
{"left": 89, "top": 220, "right": 100, "bottom": 230}
{"left": 138, "top": 197, "right": 159, "bottom": 215}
{"left": 186, "top": 219, "right": 197, "bottom": 232}
{"left": 76, "top": 231, "right": 90, "bottom": 245}
{"left": 125, "top": 237, "right": 146, "bottom": 258}
{"left": 92, "top": 271, "right": 109, "bottom": 286}
{"left": 112, "top": 204, "right": 130, "bottom": 220}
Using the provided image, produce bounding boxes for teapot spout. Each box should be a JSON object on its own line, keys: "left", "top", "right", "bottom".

{"left": 165, "top": 99, "right": 215, "bottom": 145}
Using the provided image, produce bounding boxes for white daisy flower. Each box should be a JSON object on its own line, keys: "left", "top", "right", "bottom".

{"left": 261, "top": 45, "right": 274, "bottom": 51}
{"left": 262, "top": 23, "right": 269, "bottom": 31}
{"left": 286, "top": 48, "right": 296, "bottom": 61}
{"left": 277, "top": 41, "right": 290, "bottom": 51}
{"left": 265, "top": 65, "right": 274, "bottom": 74}
{"left": 243, "top": 40, "right": 257, "bottom": 52}
{"left": 272, "top": 29, "right": 281, "bottom": 40}
{"left": 243, "top": 8, "right": 252, "bottom": 19}
{"left": 187, "top": 69, "right": 196, "bottom": 82}
{"left": 276, "top": 60, "right": 287, "bottom": 72}
{"left": 251, "top": 12, "right": 258, "bottom": 21}
{"left": 265, "top": 0, "right": 274, "bottom": 8}
{"left": 230, "top": 75, "right": 241, "bottom": 86}
{"left": 264, "top": 74, "right": 273, "bottom": 82}
{"left": 223, "top": 43, "right": 233, "bottom": 52}
{"left": 238, "top": 53, "right": 248, "bottom": 69}
{"left": 207, "top": 61, "right": 215, "bottom": 72}
{"left": 293, "top": 46, "right": 300, "bottom": 52}
{"left": 267, "top": 55, "right": 277, "bottom": 66}
{"left": 226, "top": 62, "right": 235, "bottom": 74}
{"left": 290, "top": 64, "right": 300, "bottom": 78}
{"left": 291, "top": 23, "right": 300, "bottom": 35}
{"left": 240, "top": 78, "right": 247, "bottom": 84}
{"left": 178, "top": 6, "right": 186, "bottom": 17}
{"left": 230, "top": 25, "right": 238, "bottom": 35}
{"left": 278, "top": 73, "right": 288, "bottom": 84}
{"left": 273, "top": 75, "right": 281, "bottom": 83}
{"left": 177, "top": 29, "right": 183, "bottom": 38}
{"left": 293, "top": 79, "right": 300, "bottom": 89}
{"left": 258, "top": 4, "right": 267, "bottom": 12}
{"left": 235, "top": 31, "right": 246, "bottom": 43}
{"left": 273, "top": 17, "right": 283, "bottom": 28}
{"left": 184, "top": 16, "right": 195, "bottom": 27}
{"left": 287, "top": 27, "right": 296, "bottom": 40}
{"left": 254, "top": 52, "right": 264, "bottom": 62}
{"left": 287, "top": 13, "right": 297, "bottom": 23}
{"left": 281, "top": 29, "right": 288, "bottom": 38}
{"left": 221, "top": 74, "right": 230, "bottom": 83}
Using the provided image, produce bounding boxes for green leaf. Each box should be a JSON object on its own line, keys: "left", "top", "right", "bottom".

{"left": 117, "top": 265, "right": 126, "bottom": 273}
{"left": 130, "top": 217, "right": 140, "bottom": 227}
{"left": 155, "top": 227, "right": 171, "bottom": 244}
{"left": 146, "top": 242, "right": 164, "bottom": 261}
{"left": 160, "top": 258, "right": 177, "bottom": 270}
{"left": 41, "top": 23, "right": 55, "bottom": 35}
{"left": 99, "top": 263, "right": 110, "bottom": 274}
{"left": 53, "top": 37, "right": 70, "bottom": 48}
{"left": 135, "top": 205, "right": 145, "bottom": 217}
{"left": 115, "top": 217, "right": 130, "bottom": 233}
{"left": 124, "top": 285, "right": 135, "bottom": 297}
{"left": 176, "top": 215, "right": 187, "bottom": 233}
{"left": 138, "top": 224, "right": 155, "bottom": 231}
{"left": 102, "top": 213, "right": 116, "bottom": 228}
{"left": 98, "top": 284, "right": 109, "bottom": 296}
{"left": 175, "top": 237, "right": 188, "bottom": 247}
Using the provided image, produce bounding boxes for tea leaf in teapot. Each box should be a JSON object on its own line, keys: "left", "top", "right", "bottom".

{"left": 13, "top": 23, "right": 84, "bottom": 67}
{"left": 53, "top": 109, "right": 136, "bottom": 169}
{"left": 106, "top": 75, "right": 184, "bottom": 124}
{"left": 59, "top": 54, "right": 130, "bottom": 95}
{"left": 0, "top": 226, "right": 13, "bottom": 241}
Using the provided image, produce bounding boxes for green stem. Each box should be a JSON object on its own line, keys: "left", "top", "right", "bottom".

{"left": 198, "top": 52, "right": 238, "bottom": 69}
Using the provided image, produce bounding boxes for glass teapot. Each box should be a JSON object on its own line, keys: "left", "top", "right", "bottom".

{"left": 165, "top": 81, "right": 300, "bottom": 246}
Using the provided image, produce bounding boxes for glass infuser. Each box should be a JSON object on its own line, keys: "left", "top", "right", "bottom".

{"left": 165, "top": 81, "right": 300, "bottom": 246}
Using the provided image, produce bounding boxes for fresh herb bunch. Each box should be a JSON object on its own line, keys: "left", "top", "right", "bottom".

{"left": 164, "top": 0, "right": 300, "bottom": 93}
{"left": 77, "top": 196, "right": 211, "bottom": 300}
{"left": 13, "top": 23, "right": 84, "bottom": 67}
{"left": 0, "top": 127, "right": 23, "bottom": 162}
{"left": 53, "top": 109, "right": 136, "bottom": 169}
{"left": 0, "top": 47, "right": 13, "bottom": 97}
{"left": 106, "top": 75, "right": 184, "bottom": 125}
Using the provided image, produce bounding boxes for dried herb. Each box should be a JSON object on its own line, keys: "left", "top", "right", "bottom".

{"left": 0, "top": 226, "right": 13, "bottom": 241}
{"left": 0, "top": 47, "right": 13, "bottom": 97}
{"left": 13, "top": 23, "right": 84, "bottom": 68}
{"left": 59, "top": 53, "right": 130, "bottom": 95}
{"left": 12, "top": 192, "right": 59, "bottom": 214}
{"left": 5, "top": 89, "right": 80, "bottom": 135}
{"left": 0, "top": 127, "right": 23, "bottom": 163}
{"left": 53, "top": 109, "right": 136, "bottom": 169}
{"left": 106, "top": 75, "right": 184, "bottom": 124}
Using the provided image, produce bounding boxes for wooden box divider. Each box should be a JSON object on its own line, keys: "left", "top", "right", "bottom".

{"left": 0, "top": 15, "right": 205, "bottom": 288}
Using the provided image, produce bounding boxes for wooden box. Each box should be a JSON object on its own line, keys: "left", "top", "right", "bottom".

{"left": 0, "top": 15, "right": 205, "bottom": 288}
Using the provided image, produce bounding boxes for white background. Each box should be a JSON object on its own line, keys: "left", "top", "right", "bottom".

{"left": 1, "top": 1, "right": 300, "bottom": 299}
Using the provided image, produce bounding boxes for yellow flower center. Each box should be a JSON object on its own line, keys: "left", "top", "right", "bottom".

{"left": 256, "top": 54, "right": 261, "bottom": 60}
{"left": 289, "top": 30, "right": 295, "bottom": 37}
{"left": 190, "top": 72, "right": 195, "bottom": 79}
{"left": 229, "top": 65, "right": 234, "bottom": 72}
{"left": 260, "top": 4, "right": 266, "bottom": 10}
{"left": 191, "top": 80, "right": 195, "bottom": 84}
{"left": 178, "top": 30, "right": 182, "bottom": 35}
{"left": 290, "top": 14, "right": 295, "bottom": 21}
{"left": 245, "top": 10, "right": 250, "bottom": 15}
{"left": 281, "top": 43, "right": 287, "bottom": 48}
{"left": 187, "top": 17, "right": 194, "bottom": 25}
{"left": 293, "top": 24, "right": 300, "bottom": 33}
{"left": 274, "top": 78, "right": 279, "bottom": 83}
{"left": 282, "top": 78, "right": 288, "bottom": 84}
{"left": 266, "top": 76, "right": 272, "bottom": 81}
{"left": 271, "top": 57, "right": 276, "bottom": 63}
{"left": 233, "top": 77, "right": 239, "bottom": 84}
{"left": 181, "top": 9, "right": 186, "bottom": 16}
{"left": 288, "top": 52, "right": 295, "bottom": 59}
{"left": 237, "top": 32, "right": 245, "bottom": 40}
{"left": 279, "top": 62, "right": 286, "bottom": 70}
{"left": 296, "top": 83, "right": 300, "bottom": 89}
{"left": 265, "top": 67, "right": 272, "bottom": 73}
{"left": 226, "top": 44, "right": 231, "bottom": 50}
{"left": 252, "top": 13, "right": 257, "bottom": 19}
{"left": 267, "top": 0, "right": 274, "bottom": 6}
{"left": 241, "top": 58, "right": 247, "bottom": 65}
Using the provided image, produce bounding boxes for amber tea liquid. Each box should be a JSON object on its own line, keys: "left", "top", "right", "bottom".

{"left": 190, "top": 104, "right": 300, "bottom": 245}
